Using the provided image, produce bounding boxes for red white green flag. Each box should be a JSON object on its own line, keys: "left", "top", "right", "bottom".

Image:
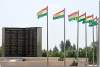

{"left": 78, "top": 13, "right": 86, "bottom": 22}
{"left": 89, "top": 16, "right": 98, "bottom": 27}
{"left": 53, "top": 9, "right": 64, "bottom": 20}
{"left": 37, "top": 6, "right": 48, "bottom": 18}
{"left": 68, "top": 11, "right": 79, "bottom": 21}
{"left": 83, "top": 14, "right": 93, "bottom": 23}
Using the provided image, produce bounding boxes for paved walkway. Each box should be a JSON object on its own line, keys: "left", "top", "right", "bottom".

{"left": 0, "top": 61, "right": 97, "bottom": 67}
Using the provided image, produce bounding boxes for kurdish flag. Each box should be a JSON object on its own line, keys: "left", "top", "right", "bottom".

{"left": 68, "top": 11, "right": 79, "bottom": 21}
{"left": 53, "top": 9, "right": 64, "bottom": 20}
{"left": 89, "top": 16, "right": 98, "bottom": 27}
{"left": 37, "top": 6, "right": 48, "bottom": 18}
{"left": 83, "top": 15, "right": 93, "bottom": 23}
{"left": 78, "top": 13, "right": 86, "bottom": 22}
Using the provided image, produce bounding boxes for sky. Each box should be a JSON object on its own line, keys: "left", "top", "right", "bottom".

{"left": 0, "top": 0, "right": 99, "bottom": 50}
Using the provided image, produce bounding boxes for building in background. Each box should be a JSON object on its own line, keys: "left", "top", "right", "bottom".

{"left": 2, "top": 27, "right": 42, "bottom": 57}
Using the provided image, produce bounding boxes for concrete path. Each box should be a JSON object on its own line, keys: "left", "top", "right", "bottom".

{"left": 0, "top": 62, "right": 97, "bottom": 67}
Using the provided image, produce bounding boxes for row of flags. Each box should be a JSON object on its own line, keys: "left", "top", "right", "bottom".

{"left": 37, "top": 6, "right": 98, "bottom": 27}
{"left": 37, "top": 6, "right": 98, "bottom": 66}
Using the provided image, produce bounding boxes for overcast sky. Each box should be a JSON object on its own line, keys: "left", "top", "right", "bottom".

{"left": 0, "top": 0, "right": 99, "bottom": 50}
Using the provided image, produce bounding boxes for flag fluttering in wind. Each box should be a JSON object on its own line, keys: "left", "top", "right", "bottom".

{"left": 89, "top": 16, "right": 98, "bottom": 27}
{"left": 83, "top": 14, "right": 93, "bottom": 23}
{"left": 79, "top": 13, "right": 86, "bottom": 22}
{"left": 37, "top": 6, "right": 49, "bottom": 66}
{"left": 68, "top": 11, "right": 79, "bottom": 63}
{"left": 53, "top": 9, "right": 66, "bottom": 67}
{"left": 37, "top": 6, "right": 48, "bottom": 18}
{"left": 53, "top": 9, "right": 64, "bottom": 20}
{"left": 68, "top": 11, "right": 79, "bottom": 21}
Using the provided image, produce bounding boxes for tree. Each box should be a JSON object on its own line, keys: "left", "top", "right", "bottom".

{"left": 91, "top": 42, "right": 97, "bottom": 64}
{"left": 79, "top": 48, "right": 85, "bottom": 57}
{"left": 72, "top": 44, "right": 76, "bottom": 50}
{"left": 65, "top": 40, "right": 72, "bottom": 50}
{"left": 52, "top": 46, "right": 60, "bottom": 57}
{"left": 48, "top": 49, "right": 53, "bottom": 57}
{"left": 60, "top": 40, "right": 72, "bottom": 52}
{"left": 0, "top": 47, "right": 2, "bottom": 57}
{"left": 42, "top": 49, "right": 47, "bottom": 57}
{"left": 70, "top": 44, "right": 77, "bottom": 58}
{"left": 53, "top": 46, "right": 59, "bottom": 52}
{"left": 86, "top": 42, "right": 97, "bottom": 64}
{"left": 87, "top": 47, "right": 93, "bottom": 64}
{"left": 67, "top": 48, "right": 74, "bottom": 57}
{"left": 60, "top": 41, "right": 64, "bottom": 52}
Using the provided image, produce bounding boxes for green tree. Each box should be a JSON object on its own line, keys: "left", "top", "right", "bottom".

{"left": 79, "top": 48, "right": 85, "bottom": 57}
{"left": 53, "top": 46, "right": 59, "bottom": 52}
{"left": 91, "top": 42, "right": 97, "bottom": 64}
{"left": 65, "top": 40, "right": 72, "bottom": 50}
{"left": 86, "top": 42, "right": 97, "bottom": 64}
{"left": 72, "top": 44, "right": 76, "bottom": 50}
{"left": 48, "top": 49, "right": 53, "bottom": 57}
{"left": 52, "top": 46, "right": 60, "bottom": 57}
{"left": 42, "top": 49, "right": 47, "bottom": 57}
{"left": 0, "top": 47, "right": 2, "bottom": 57}
{"left": 71, "top": 44, "right": 77, "bottom": 58}
{"left": 87, "top": 47, "right": 93, "bottom": 64}
{"left": 60, "top": 41, "right": 64, "bottom": 52}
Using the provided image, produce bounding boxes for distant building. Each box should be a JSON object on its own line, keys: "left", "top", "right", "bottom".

{"left": 2, "top": 27, "right": 42, "bottom": 57}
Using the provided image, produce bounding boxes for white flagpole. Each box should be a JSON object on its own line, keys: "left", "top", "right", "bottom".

{"left": 64, "top": 8, "right": 66, "bottom": 67}
{"left": 76, "top": 11, "right": 79, "bottom": 65}
{"left": 85, "top": 23, "right": 88, "bottom": 66}
{"left": 47, "top": 6, "right": 49, "bottom": 67}
{"left": 96, "top": 24, "right": 98, "bottom": 66}
{"left": 92, "top": 26, "right": 95, "bottom": 65}
{"left": 85, "top": 13, "right": 88, "bottom": 66}
{"left": 98, "top": 1, "right": 100, "bottom": 66}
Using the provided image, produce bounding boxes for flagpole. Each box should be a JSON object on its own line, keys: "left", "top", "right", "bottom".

{"left": 47, "top": 6, "right": 49, "bottom": 67}
{"left": 85, "top": 23, "right": 88, "bottom": 65}
{"left": 96, "top": 24, "right": 98, "bottom": 66}
{"left": 98, "top": 1, "right": 100, "bottom": 66}
{"left": 64, "top": 8, "right": 66, "bottom": 67}
{"left": 85, "top": 13, "right": 88, "bottom": 66}
{"left": 76, "top": 11, "right": 79, "bottom": 65}
{"left": 91, "top": 14, "right": 95, "bottom": 66}
{"left": 92, "top": 26, "right": 95, "bottom": 65}
{"left": 96, "top": 19, "right": 100, "bottom": 66}
{"left": 95, "top": 16, "right": 98, "bottom": 66}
